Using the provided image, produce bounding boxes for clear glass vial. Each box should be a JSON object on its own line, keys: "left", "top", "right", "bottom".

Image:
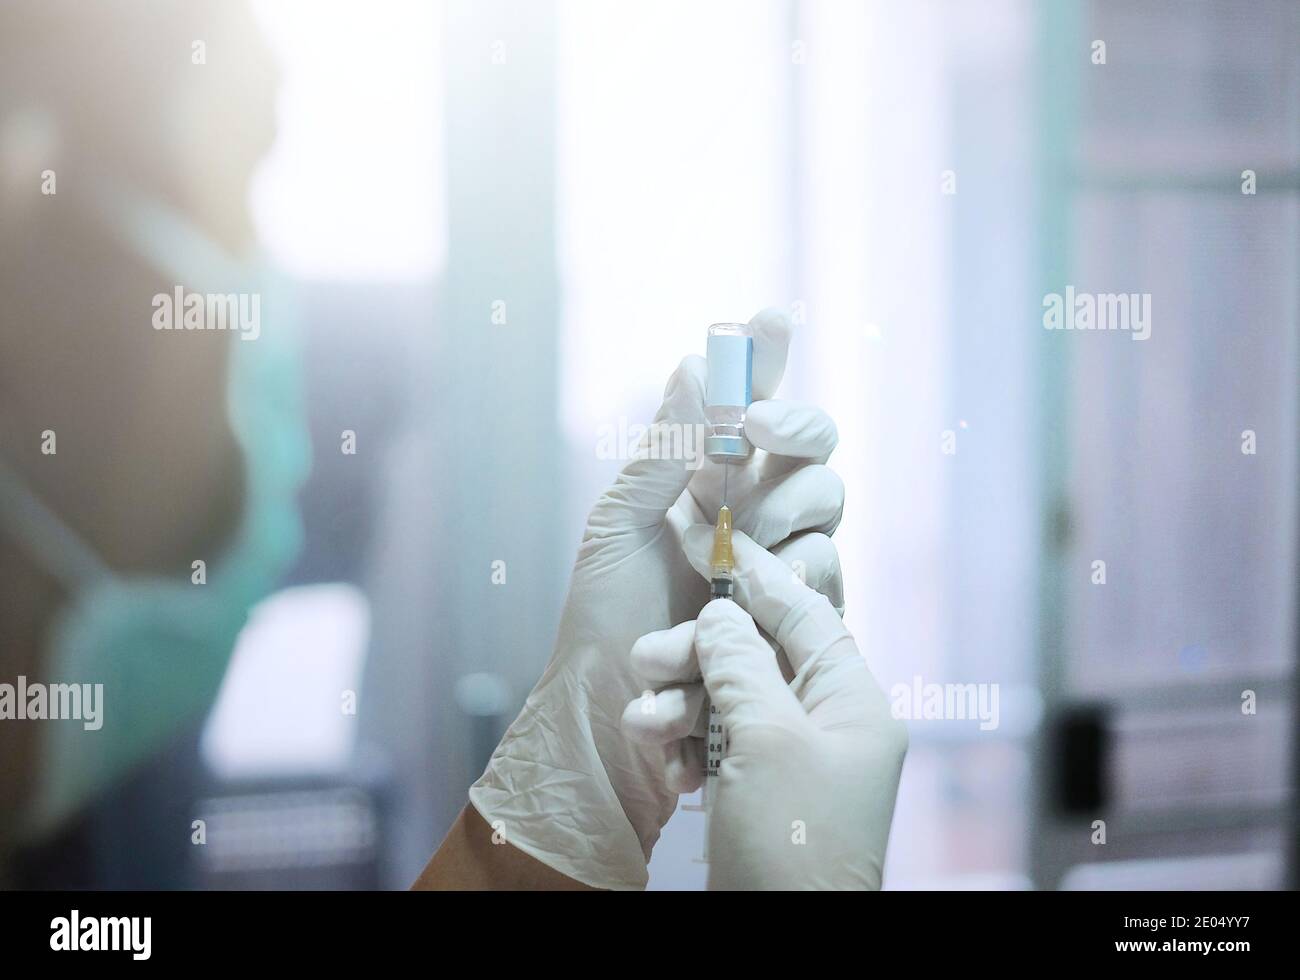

{"left": 704, "top": 322, "right": 754, "bottom": 459}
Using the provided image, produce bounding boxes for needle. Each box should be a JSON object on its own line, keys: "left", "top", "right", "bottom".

{"left": 722, "top": 460, "right": 729, "bottom": 507}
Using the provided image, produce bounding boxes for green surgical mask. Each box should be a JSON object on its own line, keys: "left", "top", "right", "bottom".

{"left": 0, "top": 190, "right": 311, "bottom": 838}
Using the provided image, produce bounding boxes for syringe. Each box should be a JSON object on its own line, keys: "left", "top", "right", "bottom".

{"left": 700, "top": 320, "right": 750, "bottom": 859}
{"left": 703, "top": 504, "right": 734, "bottom": 820}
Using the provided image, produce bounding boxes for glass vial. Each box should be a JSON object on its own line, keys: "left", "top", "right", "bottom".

{"left": 704, "top": 322, "right": 754, "bottom": 459}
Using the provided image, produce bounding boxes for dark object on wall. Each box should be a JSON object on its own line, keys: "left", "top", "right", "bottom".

{"left": 1051, "top": 703, "right": 1110, "bottom": 816}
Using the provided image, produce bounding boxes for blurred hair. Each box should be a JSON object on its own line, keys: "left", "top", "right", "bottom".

{"left": 0, "top": 0, "right": 274, "bottom": 244}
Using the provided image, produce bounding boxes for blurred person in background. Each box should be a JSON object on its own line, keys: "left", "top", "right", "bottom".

{"left": 0, "top": 0, "right": 308, "bottom": 888}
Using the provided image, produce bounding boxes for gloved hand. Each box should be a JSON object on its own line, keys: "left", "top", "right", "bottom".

{"left": 469, "top": 308, "right": 842, "bottom": 889}
{"left": 623, "top": 527, "right": 908, "bottom": 889}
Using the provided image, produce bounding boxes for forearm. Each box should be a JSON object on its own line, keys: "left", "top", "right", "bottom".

{"left": 411, "top": 805, "right": 596, "bottom": 891}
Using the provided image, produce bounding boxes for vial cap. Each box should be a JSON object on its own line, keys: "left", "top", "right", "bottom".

{"left": 704, "top": 434, "right": 751, "bottom": 459}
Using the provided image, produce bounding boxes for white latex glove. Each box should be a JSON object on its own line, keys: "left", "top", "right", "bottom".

{"left": 469, "top": 309, "right": 842, "bottom": 890}
{"left": 623, "top": 528, "right": 908, "bottom": 890}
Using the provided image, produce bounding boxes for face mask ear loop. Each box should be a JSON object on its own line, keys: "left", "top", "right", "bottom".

{"left": 0, "top": 458, "right": 113, "bottom": 589}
